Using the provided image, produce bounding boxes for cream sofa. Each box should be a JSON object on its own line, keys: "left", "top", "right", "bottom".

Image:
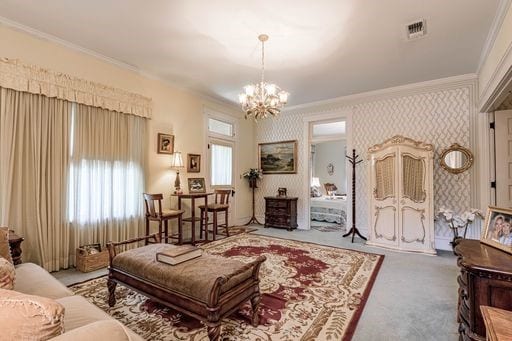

{"left": 13, "top": 262, "right": 144, "bottom": 341}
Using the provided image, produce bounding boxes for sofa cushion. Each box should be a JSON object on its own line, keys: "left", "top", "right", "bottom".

{"left": 14, "top": 263, "right": 74, "bottom": 299}
{"left": 56, "top": 295, "right": 142, "bottom": 341}
{"left": 0, "top": 288, "right": 65, "bottom": 340}
{"left": 0, "top": 256, "right": 15, "bottom": 289}
{"left": 0, "top": 227, "right": 13, "bottom": 263}
{"left": 49, "top": 320, "right": 131, "bottom": 341}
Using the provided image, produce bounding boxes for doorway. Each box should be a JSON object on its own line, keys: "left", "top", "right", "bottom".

{"left": 308, "top": 119, "right": 348, "bottom": 232}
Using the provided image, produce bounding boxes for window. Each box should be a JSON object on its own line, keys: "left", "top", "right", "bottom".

{"left": 209, "top": 142, "right": 233, "bottom": 186}
{"left": 208, "top": 117, "right": 234, "bottom": 138}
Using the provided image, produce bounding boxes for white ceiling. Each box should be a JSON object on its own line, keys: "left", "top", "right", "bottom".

{"left": 0, "top": 0, "right": 500, "bottom": 106}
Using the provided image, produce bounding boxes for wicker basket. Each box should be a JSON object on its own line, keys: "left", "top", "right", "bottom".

{"left": 76, "top": 244, "right": 109, "bottom": 273}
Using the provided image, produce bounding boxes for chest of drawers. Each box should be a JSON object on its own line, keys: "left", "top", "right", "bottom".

{"left": 454, "top": 240, "right": 512, "bottom": 341}
{"left": 264, "top": 196, "right": 298, "bottom": 231}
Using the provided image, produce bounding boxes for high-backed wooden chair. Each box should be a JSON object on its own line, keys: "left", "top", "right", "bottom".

{"left": 199, "top": 189, "right": 231, "bottom": 241}
{"left": 143, "top": 193, "right": 185, "bottom": 245}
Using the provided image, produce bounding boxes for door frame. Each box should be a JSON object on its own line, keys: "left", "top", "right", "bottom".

{"left": 302, "top": 109, "right": 352, "bottom": 230}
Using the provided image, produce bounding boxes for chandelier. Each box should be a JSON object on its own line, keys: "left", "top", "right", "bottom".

{"left": 239, "top": 34, "right": 289, "bottom": 121}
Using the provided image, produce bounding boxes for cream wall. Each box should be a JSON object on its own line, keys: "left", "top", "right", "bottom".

{"left": 0, "top": 24, "right": 255, "bottom": 225}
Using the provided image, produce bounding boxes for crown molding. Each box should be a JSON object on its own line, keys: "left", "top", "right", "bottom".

{"left": 282, "top": 73, "right": 478, "bottom": 116}
{"left": 478, "top": 41, "right": 512, "bottom": 112}
{"left": 477, "top": 0, "right": 512, "bottom": 74}
{"left": 0, "top": 15, "right": 240, "bottom": 112}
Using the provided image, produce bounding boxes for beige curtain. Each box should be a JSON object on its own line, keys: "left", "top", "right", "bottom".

{"left": 68, "top": 104, "right": 146, "bottom": 252}
{"left": 0, "top": 87, "right": 71, "bottom": 271}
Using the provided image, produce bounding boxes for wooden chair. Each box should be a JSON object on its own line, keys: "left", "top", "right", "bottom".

{"left": 143, "top": 193, "right": 185, "bottom": 245}
{"left": 199, "top": 189, "right": 231, "bottom": 241}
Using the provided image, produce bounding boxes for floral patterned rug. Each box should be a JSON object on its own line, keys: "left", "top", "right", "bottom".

{"left": 70, "top": 234, "right": 383, "bottom": 341}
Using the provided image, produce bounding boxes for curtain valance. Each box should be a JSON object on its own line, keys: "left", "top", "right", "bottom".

{"left": 0, "top": 58, "right": 152, "bottom": 118}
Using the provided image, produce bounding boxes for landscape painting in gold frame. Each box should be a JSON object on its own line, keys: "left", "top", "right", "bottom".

{"left": 258, "top": 140, "right": 297, "bottom": 174}
{"left": 481, "top": 206, "right": 512, "bottom": 255}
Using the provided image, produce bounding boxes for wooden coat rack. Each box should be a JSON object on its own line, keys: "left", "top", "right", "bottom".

{"left": 343, "top": 149, "right": 367, "bottom": 243}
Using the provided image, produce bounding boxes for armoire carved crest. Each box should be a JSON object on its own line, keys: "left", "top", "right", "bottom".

{"left": 367, "top": 135, "right": 436, "bottom": 255}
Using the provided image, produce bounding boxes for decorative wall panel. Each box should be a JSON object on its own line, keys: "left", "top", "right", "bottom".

{"left": 256, "top": 84, "right": 475, "bottom": 245}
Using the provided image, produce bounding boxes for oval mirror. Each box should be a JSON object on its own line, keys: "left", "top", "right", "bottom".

{"left": 440, "top": 143, "right": 473, "bottom": 174}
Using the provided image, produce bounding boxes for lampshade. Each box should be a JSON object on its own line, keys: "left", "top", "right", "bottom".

{"left": 170, "top": 151, "right": 184, "bottom": 168}
{"left": 311, "top": 177, "right": 321, "bottom": 187}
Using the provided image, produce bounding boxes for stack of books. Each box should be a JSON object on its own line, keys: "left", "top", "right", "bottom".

{"left": 156, "top": 245, "right": 202, "bottom": 266}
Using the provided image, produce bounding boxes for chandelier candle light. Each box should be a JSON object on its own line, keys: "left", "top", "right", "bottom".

{"left": 170, "top": 152, "right": 184, "bottom": 194}
{"left": 239, "top": 34, "right": 289, "bottom": 121}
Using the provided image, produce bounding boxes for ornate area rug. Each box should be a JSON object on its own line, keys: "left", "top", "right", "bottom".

{"left": 70, "top": 234, "right": 383, "bottom": 340}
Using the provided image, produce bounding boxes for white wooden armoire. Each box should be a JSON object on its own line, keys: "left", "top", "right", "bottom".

{"left": 367, "top": 136, "right": 436, "bottom": 255}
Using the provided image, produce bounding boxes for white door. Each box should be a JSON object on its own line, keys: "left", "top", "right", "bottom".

{"left": 495, "top": 109, "right": 512, "bottom": 208}
{"left": 208, "top": 138, "right": 235, "bottom": 226}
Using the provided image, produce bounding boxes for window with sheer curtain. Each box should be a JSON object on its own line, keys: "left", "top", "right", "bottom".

{"left": 67, "top": 103, "right": 146, "bottom": 246}
{"left": 210, "top": 143, "right": 233, "bottom": 186}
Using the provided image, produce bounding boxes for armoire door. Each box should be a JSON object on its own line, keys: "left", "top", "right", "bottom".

{"left": 398, "top": 146, "right": 432, "bottom": 252}
{"left": 369, "top": 150, "right": 399, "bottom": 247}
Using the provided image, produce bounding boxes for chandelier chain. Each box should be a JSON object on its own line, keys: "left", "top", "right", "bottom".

{"left": 261, "top": 38, "right": 265, "bottom": 83}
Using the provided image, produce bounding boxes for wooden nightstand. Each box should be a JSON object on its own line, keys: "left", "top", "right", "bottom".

{"left": 8, "top": 230, "right": 24, "bottom": 265}
{"left": 264, "top": 196, "right": 298, "bottom": 231}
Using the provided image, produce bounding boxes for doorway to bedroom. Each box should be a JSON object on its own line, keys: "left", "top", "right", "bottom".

{"left": 309, "top": 120, "right": 348, "bottom": 233}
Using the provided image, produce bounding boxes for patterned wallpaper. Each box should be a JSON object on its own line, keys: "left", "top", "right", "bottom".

{"left": 256, "top": 85, "right": 475, "bottom": 243}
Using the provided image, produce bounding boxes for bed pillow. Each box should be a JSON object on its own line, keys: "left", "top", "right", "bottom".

{"left": 311, "top": 186, "right": 322, "bottom": 197}
{"left": 0, "top": 227, "right": 13, "bottom": 264}
{"left": 0, "top": 288, "right": 65, "bottom": 340}
{"left": 0, "top": 256, "right": 15, "bottom": 289}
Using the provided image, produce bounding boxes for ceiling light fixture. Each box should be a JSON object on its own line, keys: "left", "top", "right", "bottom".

{"left": 239, "top": 34, "right": 289, "bottom": 121}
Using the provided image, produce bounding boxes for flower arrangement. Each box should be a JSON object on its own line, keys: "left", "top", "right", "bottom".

{"left": 242, "top": 168, "right": 263, "bottom": 180}
{"left": 437, "top": 207, "right": 484, "bottom": 243}
{"left": 243, "top": 168, "right": 263, "bottom": 188}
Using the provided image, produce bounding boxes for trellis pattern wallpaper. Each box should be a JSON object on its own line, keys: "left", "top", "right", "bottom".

{"left": 256, "top": 85, "right": 475, "bottom": 244}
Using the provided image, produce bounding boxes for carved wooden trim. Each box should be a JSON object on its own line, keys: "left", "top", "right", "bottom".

{"left": 368, "top": 135, "right": 434, "bottom": 153}
{"left": 374, "top": 205, "right": 396, "bottom": 241}
{"left": 400, "top": 206, "right": 426, "bottom": 244}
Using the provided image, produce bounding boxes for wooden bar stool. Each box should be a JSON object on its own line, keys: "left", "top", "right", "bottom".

{"left": 199, "top": 189, "right": 231, "bottom": 241}
{"left": 143, "top": 193, "right": 185, "bottom": 245}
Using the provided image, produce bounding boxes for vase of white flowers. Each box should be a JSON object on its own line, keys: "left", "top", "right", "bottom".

{"left": 437, "top": 207, "right": 484, "bottom": 249}
{"left": 242, "top": 168, "right": 262, "bottom": 188}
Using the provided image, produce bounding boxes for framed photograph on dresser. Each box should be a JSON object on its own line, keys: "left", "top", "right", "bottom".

{"left": 481, "top": 206, "right": 512, "bottom": 254}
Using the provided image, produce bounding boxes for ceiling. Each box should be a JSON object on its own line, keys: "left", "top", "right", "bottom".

{"left": 0, "top": 0, "right": 501, "bottom": 106}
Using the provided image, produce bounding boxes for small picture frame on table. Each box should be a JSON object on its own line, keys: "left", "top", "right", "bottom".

{"left": 188, "top": 178, "right": 206, "bottom": 193}
{"left": 187, "top": 154, "right": 201, "bottom": 173}
{"left": 481, "top": 206, "right": 512, "bottom": 255}
{"left": 157, "top": 133, "right": 174, "bottom": 154}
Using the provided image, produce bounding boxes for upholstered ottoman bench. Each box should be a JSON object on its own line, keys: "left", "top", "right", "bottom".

{"left": 106, "top": 234, "right": 266, "bottom": 340}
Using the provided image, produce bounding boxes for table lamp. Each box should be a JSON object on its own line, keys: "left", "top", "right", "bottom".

{"left": 311, "top": 177, "right": 321, "bottom": 188}
{"left": 170, "top": 151, "right": 184, "bottom": 194}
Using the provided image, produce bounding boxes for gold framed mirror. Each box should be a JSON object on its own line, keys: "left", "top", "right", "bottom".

{"left": 439, "top": 143, "right": 473, "bottom": 174}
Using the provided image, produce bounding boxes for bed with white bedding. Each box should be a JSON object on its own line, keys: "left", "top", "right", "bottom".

{"left": 310, "top": 196, "right": 347, "bottom": 225}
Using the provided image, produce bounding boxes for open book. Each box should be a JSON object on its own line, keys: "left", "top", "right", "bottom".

{"left": 156, "top": 245, "right": 202, "bottom": 266}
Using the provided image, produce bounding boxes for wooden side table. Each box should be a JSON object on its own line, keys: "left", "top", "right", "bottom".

{"left": 264, "top": 196, "right": 298, "bottom": 231}
{"left": 481, "top": 306, "right": 512, "bottom": 341}
{"left": 8, "top": 230, "right": 24, "bottom": 265}
{"left": 172, "top": 192, "right": 213, "bottom": 245}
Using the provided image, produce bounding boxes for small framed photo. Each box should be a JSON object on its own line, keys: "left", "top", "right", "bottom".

{"left": 188, "top": 177, "right": 206, "bottom": 193}
{"left": 481, "top": 206, "right": 512, "bottom": 254}
{"left": 187, "top": 154, "right": 201, "bottom": 173}
{"left": 157, "top": 133, "right": 174, "bottom": 154}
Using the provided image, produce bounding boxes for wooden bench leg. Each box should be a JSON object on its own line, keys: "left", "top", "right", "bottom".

{"left": 207, "top": 324, "right": 221, "bottom": 341}
{"left": 107, "top": 279, "right": 117, "bottom": 307}
{"left": 251, "top": 293, "right": 261, "bottom": 327}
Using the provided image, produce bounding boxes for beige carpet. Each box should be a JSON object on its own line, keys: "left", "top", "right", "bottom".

{"left": 70, "top": 234, "right": 383, "bottom": 340}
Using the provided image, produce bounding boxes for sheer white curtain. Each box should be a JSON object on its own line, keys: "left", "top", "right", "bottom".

{"left": 210, "top": 143, "right": 232, "bottom": 186}
{"left": 68, "top": 104, "right": 146, "bottom": 252}
{"left": 0, "top": 87, "right": 72, "bottom": 271}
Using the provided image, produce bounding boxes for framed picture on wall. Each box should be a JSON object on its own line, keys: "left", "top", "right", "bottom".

{"left": 481, "top": 206, "right": 512, "bottom": 255}
{"left": 157, "top": 133, "right": 174, "bottom": 154}
{"left": 187, "top": 154, "right": 201, "bottom": 173}
{"left": 188, "top": 177, "right": 206, "bottom": 193}
{"left": 258, "top": 140, "right": 297, "bottom": 174}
